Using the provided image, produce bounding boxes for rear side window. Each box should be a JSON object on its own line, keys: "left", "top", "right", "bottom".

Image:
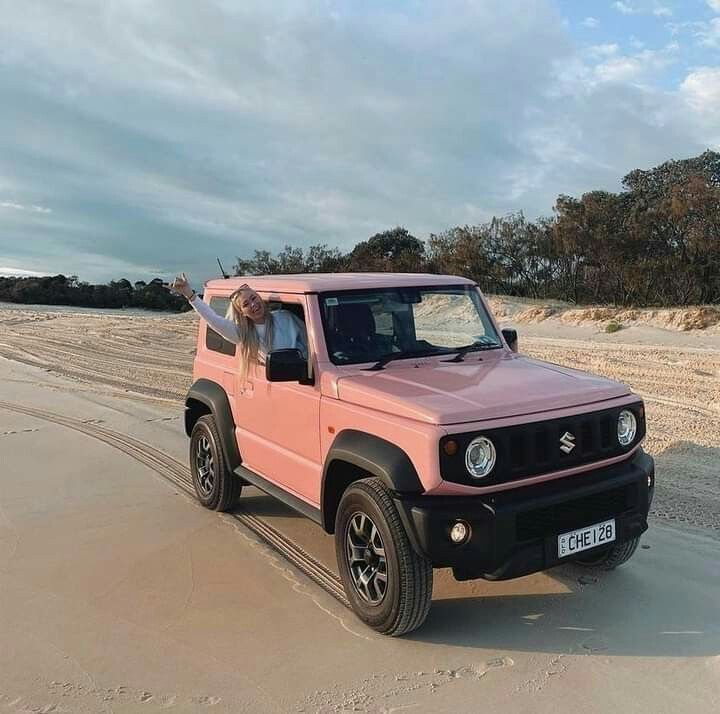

{"left": 205, "top": 296, "right": 236, "bottom": 356}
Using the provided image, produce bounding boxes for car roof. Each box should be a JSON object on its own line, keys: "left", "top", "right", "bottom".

{"left": 204, "top": 272, "right": 476, "bottom": 294}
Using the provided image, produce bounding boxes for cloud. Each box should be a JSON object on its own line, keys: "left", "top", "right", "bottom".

{"left": 0, "top": 201, "right": 52, "bottom": 213}
{"left": 592, "top": 44, "right": 678, "bottom": 84}
{"left": 0, "top": 0, "right": 715, "bottom": 284}
{"left": 0, "top": 266, "right": 47, "bottom": 277}
{"left": 613, "top": 1, "right": 636, "bottom": 14}
{"left": 614, "top": 2, "right": 672, "bottom": 17}
{"left": 588, "top": 43, "right": 620, "bottom": 58}
{"left": 680, "top": 67, "right": 720, "bottom": 113}
{"left": 697, "top": 18, "right": 720, "bottom": 46}
{"left": 679, "top": 67, "right": 720, "bottom": 146}
{"left": 0, "top": 0, "right": 581, "bottom": 281}
{"left": 708, "top": 0, "right": 720, "bottom": 12}
{"left": 581, "top": 17, "right": 599, "bottom": 28}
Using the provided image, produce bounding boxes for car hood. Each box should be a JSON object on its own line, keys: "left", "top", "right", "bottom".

{"left": 334, "top": 354, "right": 631, "bottom": 425}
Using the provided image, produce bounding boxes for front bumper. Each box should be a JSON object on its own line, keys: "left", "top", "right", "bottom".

{"left": 393, "top": 449, "right": 654, "bottom": 582}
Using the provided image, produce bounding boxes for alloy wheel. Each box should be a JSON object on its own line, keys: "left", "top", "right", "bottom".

{"left": 195, "top": 435, "right": 215, "bottom": 496}
{"left": 345, "top": 512, "right": 388, "bottom": 605}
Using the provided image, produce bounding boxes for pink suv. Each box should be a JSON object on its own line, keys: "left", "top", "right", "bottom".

{"left": 184, "top": 274, "right": 654, "bottom": 635}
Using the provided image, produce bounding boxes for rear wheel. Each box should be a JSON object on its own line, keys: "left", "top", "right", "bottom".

{"left": 335, "top": 478, "right": 433, "bottom": 636}
{"left": 574, "top": 536, "right": 641, "bottom": 570}
{"left": 189, "top": 415, "right": 242, "bottom": 511}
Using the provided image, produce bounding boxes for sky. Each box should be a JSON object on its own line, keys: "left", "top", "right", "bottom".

{"left": 0, "top": 0, "right": 718, "bottom": 285}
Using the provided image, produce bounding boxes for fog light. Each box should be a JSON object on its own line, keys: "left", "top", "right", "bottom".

{"left": 443, "top": 439, "right": 459, "bottom": 456}
{"left": 450, "top": 521, "right": 471, "bottom": 544}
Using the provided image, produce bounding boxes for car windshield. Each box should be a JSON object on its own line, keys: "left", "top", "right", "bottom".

{"left": 319, "top": 285, "right": 502, "bottom": 366}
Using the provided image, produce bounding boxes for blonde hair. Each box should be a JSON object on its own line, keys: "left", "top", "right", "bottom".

{"left": 226, "top": 286, "right": 274, "bottom": 386}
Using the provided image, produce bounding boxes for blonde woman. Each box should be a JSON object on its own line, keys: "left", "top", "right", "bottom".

{"left": 168, "top": 273, "right": 307, "bottom": 384}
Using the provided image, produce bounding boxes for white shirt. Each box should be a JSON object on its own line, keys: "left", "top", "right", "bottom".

{"left": 189, "top": 295, "right": 308, "bottom": 358}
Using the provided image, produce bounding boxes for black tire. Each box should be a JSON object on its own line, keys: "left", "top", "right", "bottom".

{"left": 574, "top": 536, "right": 641, "bottom": 570}
{"left": 189, "top": 414, "right": 242, "bottom": 511}
{"left": 335, "top": 477, "right": 433, "bottom": 636}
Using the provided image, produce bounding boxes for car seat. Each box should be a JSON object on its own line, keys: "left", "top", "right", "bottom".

{"left": 328, "top": 303, "right": 379, "bottom": 361}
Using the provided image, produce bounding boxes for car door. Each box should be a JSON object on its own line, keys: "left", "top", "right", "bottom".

{"left": 233, "top": 293, "right": 322, "bottom": 506}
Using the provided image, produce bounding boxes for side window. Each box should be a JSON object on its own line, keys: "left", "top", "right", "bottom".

{"left": 206, "top": 296, "right": 236, "bottom": 356}
{"left": 267, "top": 300, "right": 306, "bottom": 325}
{"left": 267, "top": 300, "right": 309, "bottom": 367}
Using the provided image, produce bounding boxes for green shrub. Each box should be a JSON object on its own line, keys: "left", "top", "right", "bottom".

{"left": 605, "top": 321, "right": 622, "bottom": 333}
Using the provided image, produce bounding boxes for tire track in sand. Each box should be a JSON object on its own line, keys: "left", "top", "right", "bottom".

{"left": 0, "top": 400, "right": 349, "bottom": 608}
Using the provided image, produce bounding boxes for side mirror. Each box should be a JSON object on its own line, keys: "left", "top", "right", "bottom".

{"left": 502, "top": 328, "right": 518, "bottom": 353}
{"left": 266, "top": 349, "right": 308, "bottom": 383}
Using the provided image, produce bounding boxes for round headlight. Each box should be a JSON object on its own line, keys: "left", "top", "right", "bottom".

{"left": 617, "top": 409, "right": 637, "bottom": 446}
{"left": 465, "top": 436, "right": 496, "bottom": 479}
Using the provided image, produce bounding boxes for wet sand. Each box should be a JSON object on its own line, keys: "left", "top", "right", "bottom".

{"left": 1, "top": 356, "right": 719, "bottom": 713}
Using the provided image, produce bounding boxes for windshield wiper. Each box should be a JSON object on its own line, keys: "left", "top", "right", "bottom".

{"left": 365, "top": 349, "right": 452, "bottom": 371}
{"left": 442, "top": 341, "right": 502, "bottom": 363}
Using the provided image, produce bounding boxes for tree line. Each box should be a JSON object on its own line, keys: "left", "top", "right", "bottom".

{"left": 0, "top": 275, "right": 189, "bottom": 311}
{"left": 235, "top": 150, "right": 720, "bottom": 306}
{"left": 1, "top": 150, "right": 717, "bottom": 310}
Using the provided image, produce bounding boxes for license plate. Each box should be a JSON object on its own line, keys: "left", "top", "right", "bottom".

{"left": 558, "top": 519, "right": 616, "bottom": 558}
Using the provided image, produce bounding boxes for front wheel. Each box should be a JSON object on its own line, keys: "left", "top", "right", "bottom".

{"left": 335, "top": 478, "right": 433, "bottom": 636}
{"left": 574, "top": 536, "right": 641, "bottom": 570}
{"left": 189, "top": 415, "right": 242, "bottom": 511}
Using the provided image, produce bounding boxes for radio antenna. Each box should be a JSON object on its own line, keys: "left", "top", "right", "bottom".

{"left": 216, "top": 257, "right": 230, "bottom": 279}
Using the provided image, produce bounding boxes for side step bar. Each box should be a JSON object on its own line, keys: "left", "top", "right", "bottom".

{"left": 234, "top": 465, "right": 323, "bottom": 525}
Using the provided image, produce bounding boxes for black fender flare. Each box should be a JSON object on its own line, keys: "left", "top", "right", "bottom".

{"left": 320, "top": 429, "right": 424, "bottom": 532}
{"left": 184, "top": 378, "right": 242, "bottom": 472}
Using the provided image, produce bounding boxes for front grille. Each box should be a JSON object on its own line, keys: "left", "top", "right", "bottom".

{"left": 439, "top": 403, "right": 645, "bottom": 486}
{"left": 516, "top": 484, "right": 635, "bottom": 541}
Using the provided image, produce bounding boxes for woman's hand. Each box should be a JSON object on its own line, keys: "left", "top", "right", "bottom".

{"left": 167, "top": 272, "right": 194, "bottom": 299}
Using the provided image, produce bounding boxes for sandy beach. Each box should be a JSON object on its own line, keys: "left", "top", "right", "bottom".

{"left": 0, "top": 300, "right": 718, "bottom": 713}
{"left": 1, "top": 299, "right": 718, "bottom": 531}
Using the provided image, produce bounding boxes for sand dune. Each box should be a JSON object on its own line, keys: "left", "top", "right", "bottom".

{"left": 487, "top": 295, "right": 720, "bottom": 332}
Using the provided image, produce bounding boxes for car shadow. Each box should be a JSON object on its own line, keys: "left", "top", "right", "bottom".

{"left": 229, "top": 474, "right": 719, "bottom": 659}
{"left": 408, "top": 549, "right": 720, "bottom": 657}
{"left": 235, "top": 489, "right": 305, "bottom": 518}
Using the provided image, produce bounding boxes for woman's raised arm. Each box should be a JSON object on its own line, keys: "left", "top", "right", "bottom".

{"left": 167, "top": 273, "right": 241, "bottom": 345}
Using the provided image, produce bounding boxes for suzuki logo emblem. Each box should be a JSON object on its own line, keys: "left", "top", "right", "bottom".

{"left": 559, "top": 431, "right": 575, "bottom": 454}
